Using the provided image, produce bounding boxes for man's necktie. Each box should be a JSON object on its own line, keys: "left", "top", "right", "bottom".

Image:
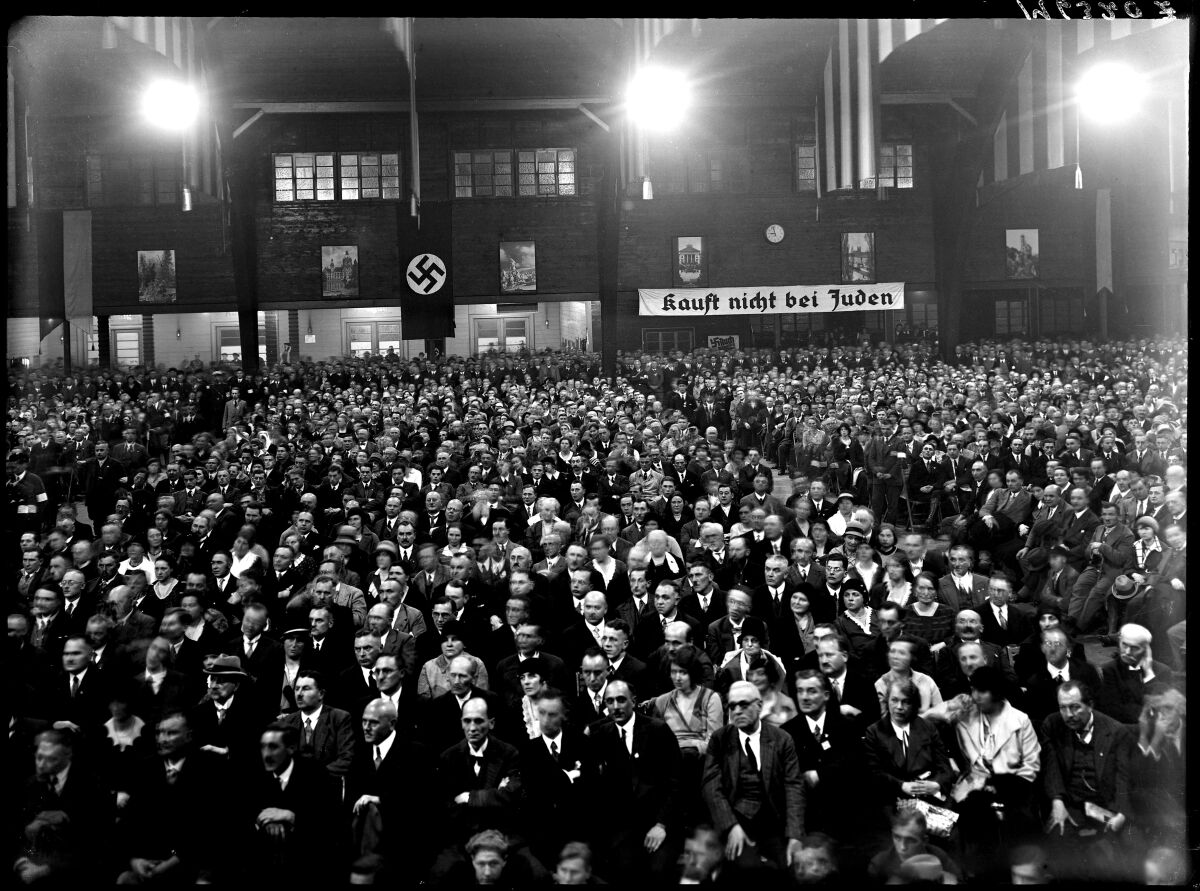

{"left": 744, "top": 737, "right": 758, "bottom": 772}
{"left": 245, "top": 639, "right": 255, "bottom": 659}
{"left": 594, "top": 691, "right": 604, "bottom": 712}
{"left": 374, "top": 746, "right": 383, "bottom": 771}
{"left": 998, "top": 609, "right": 1008, "bottom": 630}
{"left": 1053, "top": 672, "right": 1065, "bottom": 686}
{"left": 70, "top": 675, "right": 80, "bottom": 698}
{"left": 276, "top": 773, "right": 286, "bottom": 791}
{"left": 620, "top": 725, "right": 630, "bottom": 756}
{"left": 164, "top": 763, "right": 180, "bottom": 785}
{"left": 216, "top": 707, "right": 226, "bottom": 725}
{"left": 471, "top": 753, "right": 483, "bottom": 776}
{"left": 549, "top": 740, "right": 559, "bottom": 763}
{"left": 899, "top": 731, "right": 908, "bottom": 760}
{"left": 661, "top": 616, "right": 668, "bottom": 629}
{"left": 303, "top": 717, "right": 314, "bottom": 748}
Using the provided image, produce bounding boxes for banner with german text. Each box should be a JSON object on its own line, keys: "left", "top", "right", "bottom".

{"left": 638, "top": 283, "right": 905, "bottom": 317}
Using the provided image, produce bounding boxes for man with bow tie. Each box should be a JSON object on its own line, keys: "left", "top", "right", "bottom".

{"left": 432, "top": 698, "right": 524, "bottom": 880}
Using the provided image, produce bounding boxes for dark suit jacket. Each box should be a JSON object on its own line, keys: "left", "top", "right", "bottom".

{"left": 608, "top": 654, "right": 651, "bottom": 698}
{"left": 124, "top": 749, "right": 224, "bottom": 869}
{"left": 438, "top": 735, "right": 523, "bottom": 841}
{"left": 280, "top": 706, "right": 357, "bottom": 779}
{"left": 1096, "top": 657, "right": 1174, "bottom": 725}
{"left": 701, "top": 722, "right": 806, "bottom": 841}
{"left": 1022, "top": 659, "right": 1103, "bottom": 729}
{"left": 242, "top": 756, "right": 344, "bottom": 883}
{"left": 17, "top": 760, "right": 113, "bottom": 878}
{"left": 935, "top": 572, "right": 989, "bottom": 614}
{"left": 345, "top": 732, "right": 438, "bottom": 869}
{"left": 1041, "top": 709, "right": 1132, "bottom": 818}
{"left": 978, "top": 602, "right": 1035, "bottom": 648}
{"left": 1060, "top": 509, "right": 1102, "bottom": 570}
{"left": 827, "top": 666, "right": 878, "bottom": 732}
{"left": 782, "top": 707, "right": 867, "bottom": 834}
{"left": 863, "top": 715, "right": 955, "bottom": 801}
{"left": 519, "top": 730, "right": 590, "bottom": 854}
{"left": 585, "top": 715, "right": 682, "bottom": 836}
{"left": 632, "top": 612, "right": 705, "bottom": 661}
{"left": 189, "top": 694, "right": 265, "bottom": 771}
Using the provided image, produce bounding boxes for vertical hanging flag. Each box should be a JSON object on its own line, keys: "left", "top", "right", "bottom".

{"left": 62, "top": 211, "right": 93, "bottom": 332}
{"left": 384, "top": 17, "right": 420, "bottom": 225}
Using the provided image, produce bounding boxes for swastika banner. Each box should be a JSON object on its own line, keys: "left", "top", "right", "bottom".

{"left": 638, "top": 283, "right": 906, "bottom": 317}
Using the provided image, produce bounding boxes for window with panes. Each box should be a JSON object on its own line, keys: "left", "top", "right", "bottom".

{"left": 1038, "top": 288, "right": 1084, "bottom": 335}
{"left": 274, "top": 153, "right": 335, "bottom": 201}
{"left": 340, "top": 153, "right": 401, "bottom": 200}
{"left": 86, "top": 154, "right": 180, "bottom": 207}
{"left": 750, "top": 313, "right": 826, "bottom": 347}
{"left": 453, "top": 149, "right": 576, "bottom": 198}
{"left": 877, "top": 143, "right": 913, "bottom": 189}
{"left": 642, "top": 329, "right": 694, "bottom": 353}
{"left": 994, "top": 298, "right": 1028, "bottom": 336}
{"left": 795, "top": 144, "right": 817, "bottom": 192}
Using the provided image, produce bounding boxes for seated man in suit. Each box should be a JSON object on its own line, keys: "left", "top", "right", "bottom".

{"left": 585, "top": 678, "right": 683, "bottom": 882}
{"left": 978, "top": 573, "right": 1035, "bottom": 650}
{"left": 815, "top": 634, "right": 876, "bottom": 735}
{"left": 782, "top": 670, "right": 867, "bottom": 846}
{"left": 243, "top": 722, "right": 345, "bottom": 884}
{"left": 430, "top": 697, "right": 526, "bottom": 882}
{"left": 936, "top": 545, "right": 990, "bottom": 614}
{"left": 1023, "top": 625, "right": 1102, "bottom": 731}
{"left": 348, "top": 698, "right": 437, "bottom": 878}
{"left": 13, "top": 728, "right": 112, "bottom": 885}
{"left": 1096, "top": 623, "right": 1174, "bottom": 725}
{"left": 280, "top": 670, "right": 356, "bottom": 785}
{"left": 1041, "top": 681, "right": 1133, "bottom": 881}
{"left": 518, "top": 688, "right": 590, "bottom": 866}
{"left": 701, "top": 680, "right": 806, "bottom": 870}
{"left": 117, "top": 711, "right": 224, "bottom": 884}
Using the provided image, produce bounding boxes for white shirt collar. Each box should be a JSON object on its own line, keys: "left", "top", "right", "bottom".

{"left": 374, "top": 730, "right": 396, "bottom": 762}
{"left": 616, "top": 712, "right": 636, "bottom": 750}
{"left": 274, "top": 758, "right": 296, "bottom": 790}
{"left": 468, "top": 738, "right": 489, "bottom": 757}
{"left": 301, "top": 705, "right": 323, "bottom": 725}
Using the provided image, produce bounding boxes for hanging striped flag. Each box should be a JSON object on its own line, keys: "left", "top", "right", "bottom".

{"left": 815, "top": 19, "right": 880, "bottom": 193}
{"left": 876, "top": 19, "right": 946, "bottom": 63}
{"left": 980, "top": 19, "right": 1173, "bottom": 189}
{"left": 622, "top": 19, "right": 701, "bottom": 191}
{"left": 102, "top": 17, "right": 223, "bottom": 202}
{"left": 383, "top": 17, "right": 420, "bottom": 222}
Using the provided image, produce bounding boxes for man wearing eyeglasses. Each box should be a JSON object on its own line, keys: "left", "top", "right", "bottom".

{"left": 583, "top": 679, "right": 683, "bottom": 883}
{"left": 701, "top": 680, "right": 806, "bottom": 869}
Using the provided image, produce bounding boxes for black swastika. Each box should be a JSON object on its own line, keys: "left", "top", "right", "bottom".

{"left": 408, "top": 255, "right": 446, "bottom": 293}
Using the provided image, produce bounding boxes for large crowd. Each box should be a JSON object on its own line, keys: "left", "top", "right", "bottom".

{"left": 5, "top": 335, "right": 1189, "bottom": 886}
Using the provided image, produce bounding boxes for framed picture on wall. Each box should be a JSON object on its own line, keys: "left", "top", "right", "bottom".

{"left": 708, "top": 334, "right": 739, "bottom": 350}
{"left": 1005, "top": 229, "right": 1039, "bottom": 279}
{"left": 674, "top": 236, "right": 707, "bottom": 287}
{"left": 499, "top": 241, "right": 537, "bottom": 294}
{"left": 841, "top": 232, "right": 875, "bottom": 283}
{"left": 322, "top": 245, "right": 360, "bottom": 297}
{"left": 137, "top": 250, "right": 177, "bottom": 303}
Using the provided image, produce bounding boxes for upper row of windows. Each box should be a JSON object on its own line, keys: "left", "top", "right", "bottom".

{"left": 81, "top": 143, "right": 914, "bottom": 207}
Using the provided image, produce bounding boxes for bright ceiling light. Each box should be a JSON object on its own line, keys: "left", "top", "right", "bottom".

{"left": 1075, "top": 62, "right": 1147, "bottom": 124}
{"left": 141, "top": 79, "right": 200, "bottom": 130}
{"left": 627, "top": 66, "right": 691, "bottom": 131}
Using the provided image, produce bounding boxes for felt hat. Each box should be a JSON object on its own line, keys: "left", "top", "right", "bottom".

{"left": 203, "top": 654, "right": 250, "bottom": 679}
{"left": 1111, "top": 575, "right": 1138, "bottom": 601}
